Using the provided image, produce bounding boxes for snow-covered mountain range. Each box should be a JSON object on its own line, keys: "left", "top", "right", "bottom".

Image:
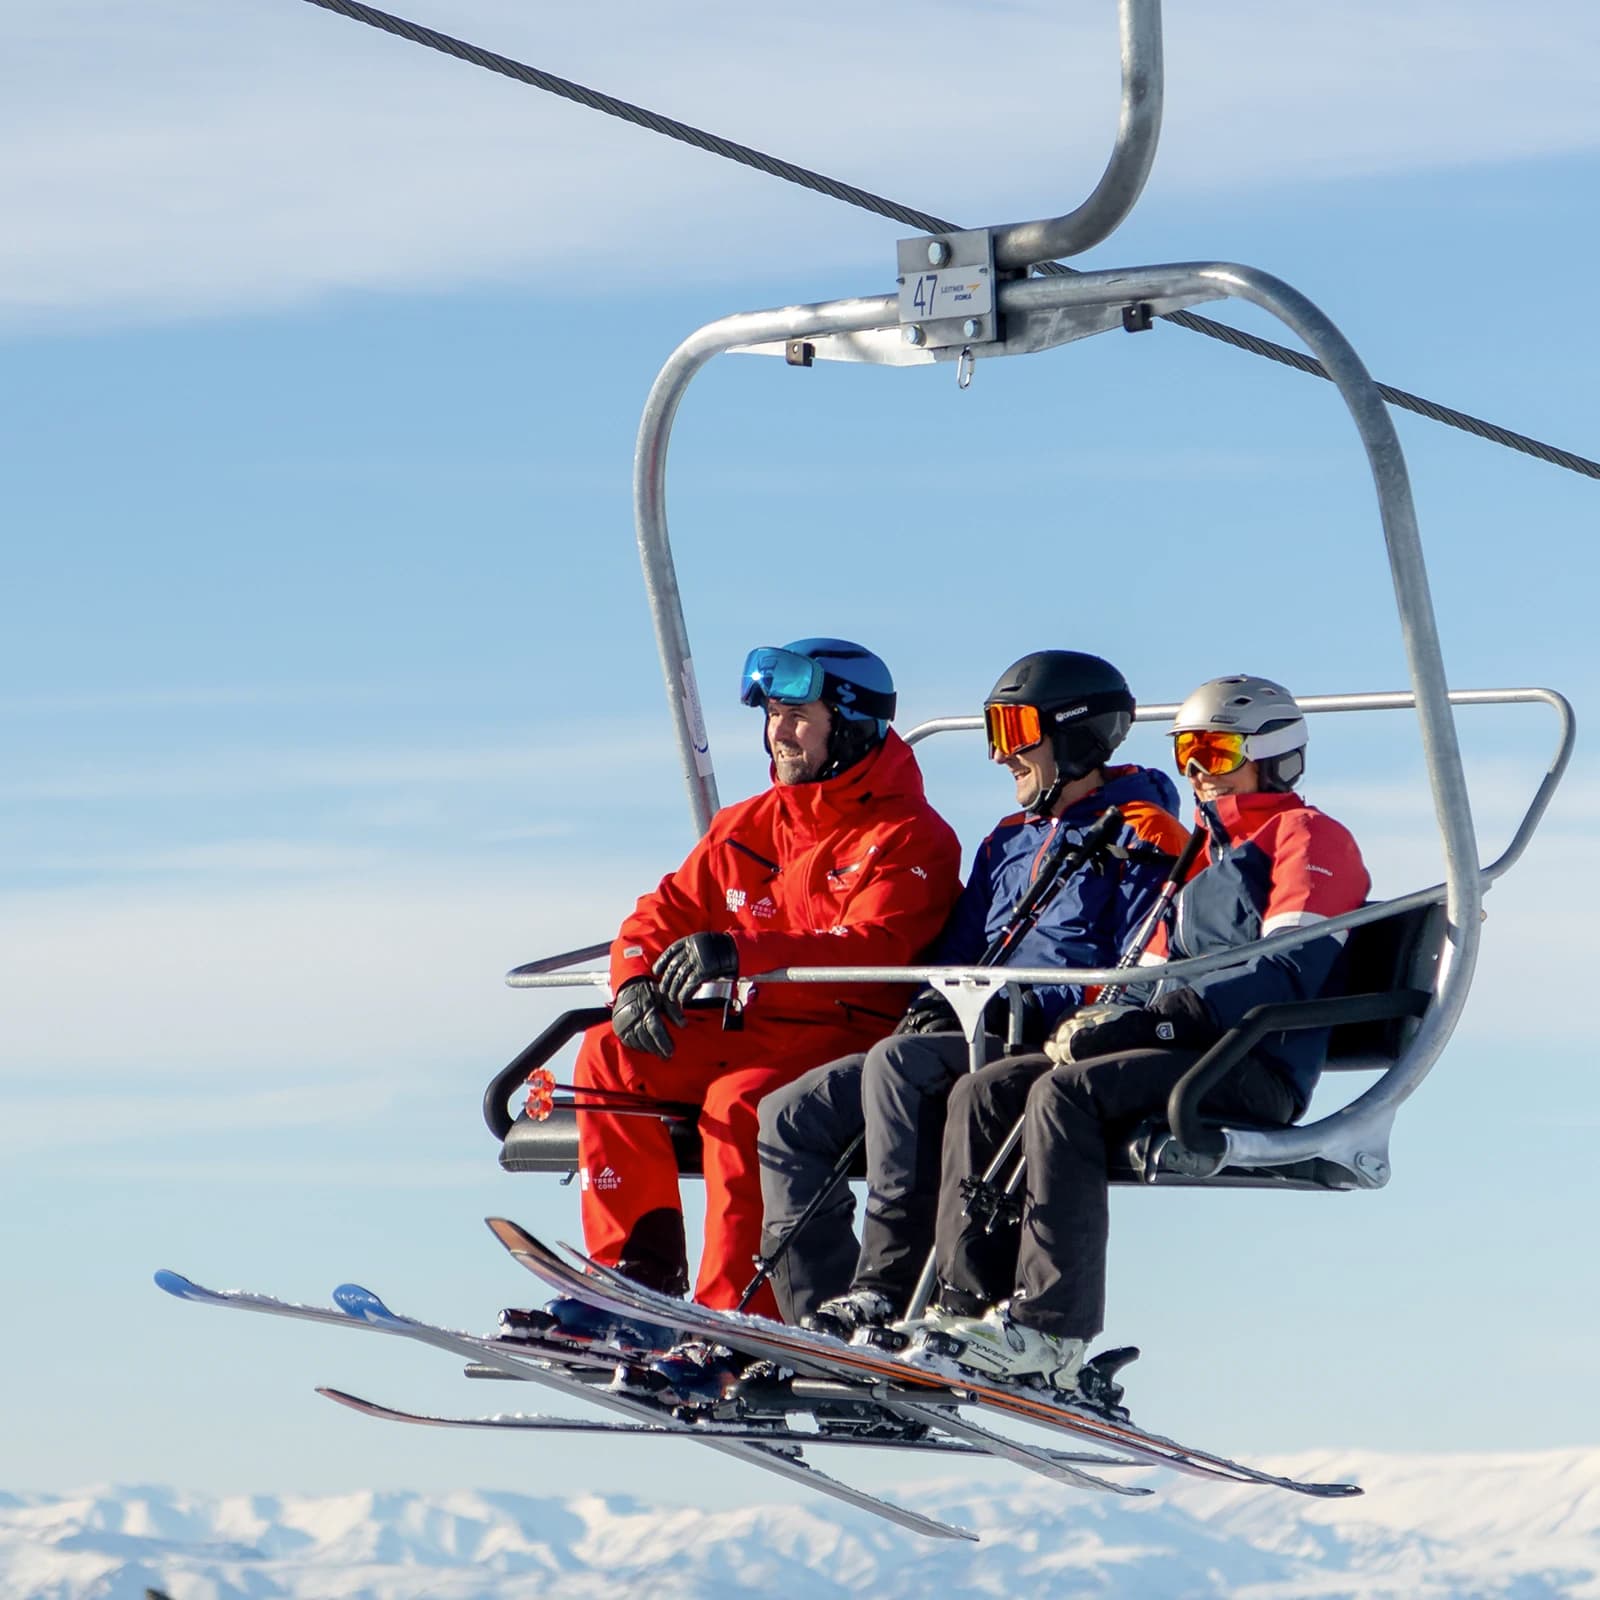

{"left": 9, "top": 1448, "right": 1600, "bottom": 1599}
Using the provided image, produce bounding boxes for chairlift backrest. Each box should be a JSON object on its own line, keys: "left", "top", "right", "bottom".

{"left": 1321, "top": 901, "right": 1444, "bottom": 1071}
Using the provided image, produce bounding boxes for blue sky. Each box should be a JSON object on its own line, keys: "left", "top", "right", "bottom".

{"left": 4, "top": 0, "right": 1599, "bottom": 1514}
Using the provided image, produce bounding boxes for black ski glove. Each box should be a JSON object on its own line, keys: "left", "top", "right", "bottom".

{"left": 892, "top": 987, "right": 961, "bottom": 1036}
{"left": 611, "top": 977, "right": 677, "bottom": 1058}
{"left": 653, "top": 931, "right": 740, "bottom": 1010}
{"left": 1064, "top": 988, "right": 1218, "bottom": 1063}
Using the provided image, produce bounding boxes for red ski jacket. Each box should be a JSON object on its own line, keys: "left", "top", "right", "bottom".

{"left": 609, "top": 731, "right": 964, "bottom": 1030}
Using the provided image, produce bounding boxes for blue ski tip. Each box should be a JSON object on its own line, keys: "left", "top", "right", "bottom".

{"left": 154, "top": 1269, "right": 206, "bottom": 1301}
{"left": 333, "top": 1283, "right": 401, "bottom": 1325}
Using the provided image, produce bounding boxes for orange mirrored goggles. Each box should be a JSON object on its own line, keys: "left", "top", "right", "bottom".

{"left": 1172, "top": 728, "right": 1250, "bottom": 776}
{"left": 984, "top": 702, "right": 1044, "bottom": 759}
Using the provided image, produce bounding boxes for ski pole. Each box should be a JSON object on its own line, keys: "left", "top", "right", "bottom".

{"left": 1094, "top": 819, "right": 1207, "bottom": 1006}
{"left": 736, "top": 1130, "right": 865, "bottom": 1311}
{"left": 980, "top": 805, "right": 1125, "bottom": 968}
{"left": 523, "top": 1068, "right": 697, "bottom": 1125}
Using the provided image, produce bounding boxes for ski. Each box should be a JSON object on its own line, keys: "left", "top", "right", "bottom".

{"left": 482, "top": 1223, "right": 1147, "bottom": 1498}
{"left": 325, "top": 1281, "right": 977, "bottom": 1541}
{"left": 485, "top": 1218, "right": 1359, "bottom": 1500}
{"left": 156, "top": 1267, "right": 972, "bottom": 1540}
{"left": 570, "top": 1238, "right": 1358, "bottom": 1497}
{"left": 153, "top": 1269, "right": 615, "bottom": 1379}
{"left": 316, "top": 1386, "right": 1067, "bottom": 1456}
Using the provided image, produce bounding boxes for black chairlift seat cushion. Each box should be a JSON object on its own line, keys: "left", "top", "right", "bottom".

{"left": 499, "top": 1105, "right": 701, "bottom": 1176}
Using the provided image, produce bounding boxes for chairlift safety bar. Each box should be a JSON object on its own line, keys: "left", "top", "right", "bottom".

{"left": 510, "top": 688, "right": 1568, "bottom": 997}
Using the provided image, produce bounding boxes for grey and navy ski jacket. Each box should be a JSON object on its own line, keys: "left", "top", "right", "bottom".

{"left": 1134, "top": 790, "right": 1370, "bottom": 1112}
{"left": 927, "top": 763, "right": 1189, "bottom": 1033}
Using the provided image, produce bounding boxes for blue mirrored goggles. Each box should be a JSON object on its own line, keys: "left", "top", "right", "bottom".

{"left": 740, "top": 647, "right": 826, "bottom": 708}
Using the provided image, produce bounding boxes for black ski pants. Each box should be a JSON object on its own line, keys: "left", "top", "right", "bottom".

{"left": 934, "top": 1048, "right": 1297, "bottom": 1340}
{"left": 756, "top": 1030, "right": 1001, "bottom": 1324}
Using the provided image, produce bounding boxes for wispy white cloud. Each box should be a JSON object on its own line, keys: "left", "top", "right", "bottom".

{"left": 42, "top": 1154, "right": 495, "bottom": 1186}
{"left": 0, "top": 861, "right": 630, "bottom": 1089}
{"left": 2, "top": 1076, "right": 403, "bottom": 1157}
{"left": 0, "top": 683, "right": 441, "bottom": 716}
{"left": 15, "top": 840, "right": 390, "bottom": 876}
{"left": 6, "top": 1, "right": 1599, "bottom": 328}
{"left": 2, "top": 731, "right": 668, "bottom": 802}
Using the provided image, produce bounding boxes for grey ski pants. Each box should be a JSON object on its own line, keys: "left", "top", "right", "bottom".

{"left": 934, "top": 1048, "right": 1297, "bottom": 1339}
{"left": 756, "top": 1030, "right": 1001, "bottom": 1324}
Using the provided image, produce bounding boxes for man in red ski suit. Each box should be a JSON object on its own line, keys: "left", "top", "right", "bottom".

{"left": 573, "top": 639, "right": 962, "bottom": 1319}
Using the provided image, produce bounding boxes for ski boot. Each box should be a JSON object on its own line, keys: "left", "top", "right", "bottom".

{"left": 910, "top": 1302, "right": 1086, "bottom": 1393}
{"left": 802, "top": 1288, "right": 894, "bottom": 1342}
{"left": 534, "top": 1296, "right": 676, "bottom": 1355}
{"left": 648, "top": 1340, "right": 745, "bottom": 1405}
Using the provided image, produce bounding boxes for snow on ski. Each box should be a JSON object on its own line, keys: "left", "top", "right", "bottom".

{"left": 485, "top": 1217, "right": 1358, "bottom": 1500}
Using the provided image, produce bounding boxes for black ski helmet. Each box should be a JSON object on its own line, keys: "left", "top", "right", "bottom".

{"left": 742, "top": 638, "right": 897, "bottom": 780}
{"left": 984, "top": 650, "right": 1135, "bottom": 816}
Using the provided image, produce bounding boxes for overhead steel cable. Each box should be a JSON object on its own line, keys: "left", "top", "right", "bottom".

{"left": 295, "top": 0, "right": 1600, "bottom": 482}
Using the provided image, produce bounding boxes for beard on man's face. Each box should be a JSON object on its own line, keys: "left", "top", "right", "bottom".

{"left": 773, "top": 744, "right": 822, "bottom": 785}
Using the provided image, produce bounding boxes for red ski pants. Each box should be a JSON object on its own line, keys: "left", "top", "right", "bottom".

{"left": 574, "top": 1010, "right": 873, "bottom": 1319}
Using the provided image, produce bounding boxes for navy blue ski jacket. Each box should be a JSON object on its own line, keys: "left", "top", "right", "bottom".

{"left": 928, "top": 764, "right": 1189, "bottom": 1032}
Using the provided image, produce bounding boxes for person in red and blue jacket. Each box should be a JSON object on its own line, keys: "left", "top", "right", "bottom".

{"left": 906, "top": 674, "right": 1370, "bottom": 1395}
{"left": 754, "top": 652, "right": 1190, "bottom": 1340}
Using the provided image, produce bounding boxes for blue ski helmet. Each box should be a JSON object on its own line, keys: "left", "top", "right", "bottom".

{"left": 741, "top": 637, "right": 897, "bottom": 778}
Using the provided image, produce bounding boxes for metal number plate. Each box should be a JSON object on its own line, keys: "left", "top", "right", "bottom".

{"left": 896, "top": 228, "right": 997, "bottom": 349}
{"left": 901, "top": 266, "right": 993, "bottom": 324}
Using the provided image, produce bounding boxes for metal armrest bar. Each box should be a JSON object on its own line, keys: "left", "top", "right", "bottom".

{"left": 484, "top": 997, "right": 743, "bottom": 1139}
{"left": 1166, "top": 990, "right": 1431, "bottom": 1159}
{"left": 483, "top": 1007, "right": 610, "bottom": 1140}
{"left": 507, "top": 942, "right": 612, "bottom": 980}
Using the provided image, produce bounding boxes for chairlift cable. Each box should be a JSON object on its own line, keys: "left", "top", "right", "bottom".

{"left": 293, "top": 0, "right": 1600, "bottom": 483}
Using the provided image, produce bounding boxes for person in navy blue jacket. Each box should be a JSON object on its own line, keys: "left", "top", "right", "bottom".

{"left": 900, "top": 674, "right": 1369, "bottom": 1395}
{"left": 752, "top": 652, "right": 1188, "bottom": 1336}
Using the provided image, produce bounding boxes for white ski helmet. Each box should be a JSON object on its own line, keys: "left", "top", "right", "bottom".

{"left": 1170, "top": 674, "right": 1308, "bottom": 791}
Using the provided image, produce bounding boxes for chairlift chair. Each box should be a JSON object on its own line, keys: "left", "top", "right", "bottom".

{"left": 482, "top": 0, "right": 1574, "bottom": 1209}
